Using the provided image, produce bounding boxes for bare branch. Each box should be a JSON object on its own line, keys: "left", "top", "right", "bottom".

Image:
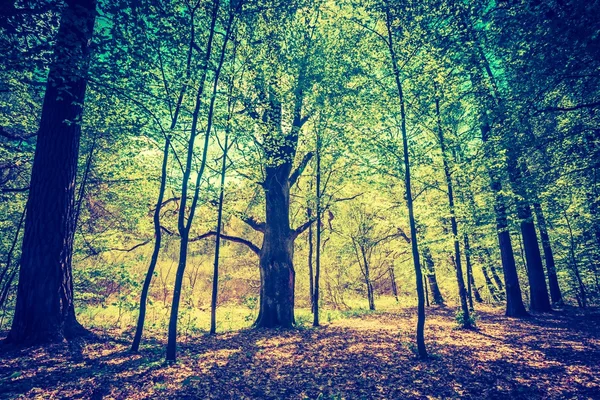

{"left": 289, "top": 151, "right": 314, "bottom": 186}
{"left": 0, "top": 126, "right": 36, "bottom": 141}
{"left": 189, "top": 230, "right": 260, "bottom": 255}
{"left": 292, "top": 218, "right": 316, "bottom": 238}
{"left": 239, "top": 214, "right": 266, "bottom": 232}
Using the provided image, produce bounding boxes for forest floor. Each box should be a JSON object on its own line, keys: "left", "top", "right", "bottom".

{"left": 1, "top": 305, "right": 599, "bottom": 399}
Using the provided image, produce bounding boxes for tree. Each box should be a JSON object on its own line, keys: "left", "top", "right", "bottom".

{"left": 7, "top": 0, "right": 97, "bottom": 344}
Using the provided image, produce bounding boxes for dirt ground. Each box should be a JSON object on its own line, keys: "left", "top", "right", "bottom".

{"left": 1, "top": 305, "right": 599, "bottom": 399}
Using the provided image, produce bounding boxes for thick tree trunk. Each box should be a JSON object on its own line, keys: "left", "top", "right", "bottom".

{"left": 255, "top": 166, "right": 296, "bottom": 328}
{"left": 533, "top": 202, "right": 563, "bottom": 304}
{"left": 517, "top": 203, "right": 552, "bottom": 312}
{"left": 506, "top": 160, "right": 551, "bottom": 312}
{"left": 481, "top": 124, "right": 528, "bottom": 318}
{"left": 422, "top": 247, "right": 444, "bottom": 305}
{"left": 7, "top": 0, "right": 96, "bottom": 345}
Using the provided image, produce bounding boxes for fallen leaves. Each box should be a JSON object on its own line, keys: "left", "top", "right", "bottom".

{"left": 1, "top": 305, "right": 599, "bottom": 399}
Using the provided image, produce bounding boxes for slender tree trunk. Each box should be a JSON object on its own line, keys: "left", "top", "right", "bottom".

{"left": 422, "top": 247, "right": 444, "bottom": 305}
{"left": 313, "top": 131, "right": 322, "bottom": 326}
{"left": 307, "top": 207, "right": 314, "bottom": 313}
{"left": 360, "top": 245, "right": 375, "bottom": 311}
{"left": 385, "top": 5, "right": 426, "bottom": 358}
{"left": 423, "top": 271, "right": 430, "bottom": 307}
{"left": 434, "top": 86, "right": 471, "bottom": 327}
{"left": 464, "top": 235, "right": 482, "bottom": 305}
{"left": 131, "top": 137, "right": 170, "bottom": 351}
{"left": 166, "top": 0, "right": 222, "bottom": 361}
{"left": 564, "top": 211, "right": 587, "bottom": 308}
{"left": 0, "top": 207, "right": 26, "bottom": 309}
{"left": 533, "top": 202, "right": 563, "bottom": 304}
{"left": 7, "top": 0, "right": 97, "bottom": 345}
{"left": 480, "top": 262, "right": 501, "bottom": 302}
{"left": 210, "top": 134, "right": 228, "bottom": 334}
{"left": 132, "top": 4, "right": 199, "bottom": 352}
{"left": 389, "top": 266, "right": 399, "bottom": 302}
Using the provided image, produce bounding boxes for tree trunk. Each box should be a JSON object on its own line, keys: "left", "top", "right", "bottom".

{"left": 385, "top": 5, "right": 427, "bottom": 358}
{"left": 255, "top": 165, "right": 296, "bottom": 328}
{"left": 434, "top": 86, "right": 471, "bottom": 327}
{"left": 307, "top": 207, "right": 314, "bottom": 313}
{"left": 131, "top": 4, "right": 198, "bottom": 352}
{"left": 533, "top": 202, "right": 563, "bottom": 304}
{"left": 480, "top": 262, "right": 501, "bottom": 303}
{"left": 360, "top": 245, "right": 375, "bottom": 311}
{"left": 464, "top": 235, "right": 482, "bottom": 305}
{"left": 313, "top": 132, "right": 322, "bottom": 327}
{"left": 389, "top": 266, "right": 399, "bottom": 302}
{"left": 517, "top": 203, "right": 552, "bottom": 312}
{"left": 7, "top": 0, "right": 96, "bottom": 345}
{"left": 480, "top": 123, "right": 528, "bottom": 318}
{"left": 564, "top": 211, "right": 587, "bottom": 308}
{"left": 166, "top": 0, "right": 222, "bottom": 361}
{"left": 131, "top": 137, "right": 170, "bottom": 352}
{"left": 422, "top": 247, "right": 444, "bottom": 305}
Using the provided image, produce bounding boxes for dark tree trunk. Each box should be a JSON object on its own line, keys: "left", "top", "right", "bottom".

{"left": 360, "top": 245, "right": 375, "bottom": 311}
{"left": 434, "top": 86, "right": 471, "bottom": 327}
{"left": 255, "top": 164, "right": 296, "bottom": 327}
{"left": 464, "top": 235, "right": 482, "bottom": 305}
{"left": 131, "top": 3, "right": 198, "bottom": 352}
{"left": 506, "top": 159, "right": 551, "bottom": 312}
{"left": 423, "top": 247, "right": 444, "bottom": 305}
{"left": 166, "top": 0, "right": 222, "bottom": 361}
{"left": 313, "top": 133, "right": 322, "bottom": 327}
{"left": 389, "top": 266, "right": 399, "bottom": 302}
{"left": 517, "top": 203, "right": 552, "bottom": 312}
{"left": 307, "top": 206, "right": 314, "bottom": 313}
{"left": 480, "top": 262, "right": 501, "bottom": 303}
{"left": 131, "top": 137, "right": 170, "bottom": 351}
{"left": 7, "top": 0, "right": 96, "bottom": 345}
{"left": 564, "top": 211, "right": 587, "bottom": 308}
{"left": 533, "top": 202, "right": 563, "bottom": 305}
{"left": 385, "top": 6, "right": 427, "bottom": 358}
{"left": 480, "top": 123, "right": 528, "bottom": 318}
{"left": 423, "top": 272, "right": 430, "bottom": 307}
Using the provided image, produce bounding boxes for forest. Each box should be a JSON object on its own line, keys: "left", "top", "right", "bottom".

{"left": 0, "top": 0, "right": 599, "bottom": 398}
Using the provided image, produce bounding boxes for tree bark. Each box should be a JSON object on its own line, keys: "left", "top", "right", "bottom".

{"left": 480, "top": 123, "right": 528, "bottom": 318}
{"left": 7, "top": 0, "right": 96, "bottom": 345}
{"left": 533, "top": 202, "right": 563, "bottom": 304}
{"left": 422, "top": 247, "right": 444, "bottom": 305}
